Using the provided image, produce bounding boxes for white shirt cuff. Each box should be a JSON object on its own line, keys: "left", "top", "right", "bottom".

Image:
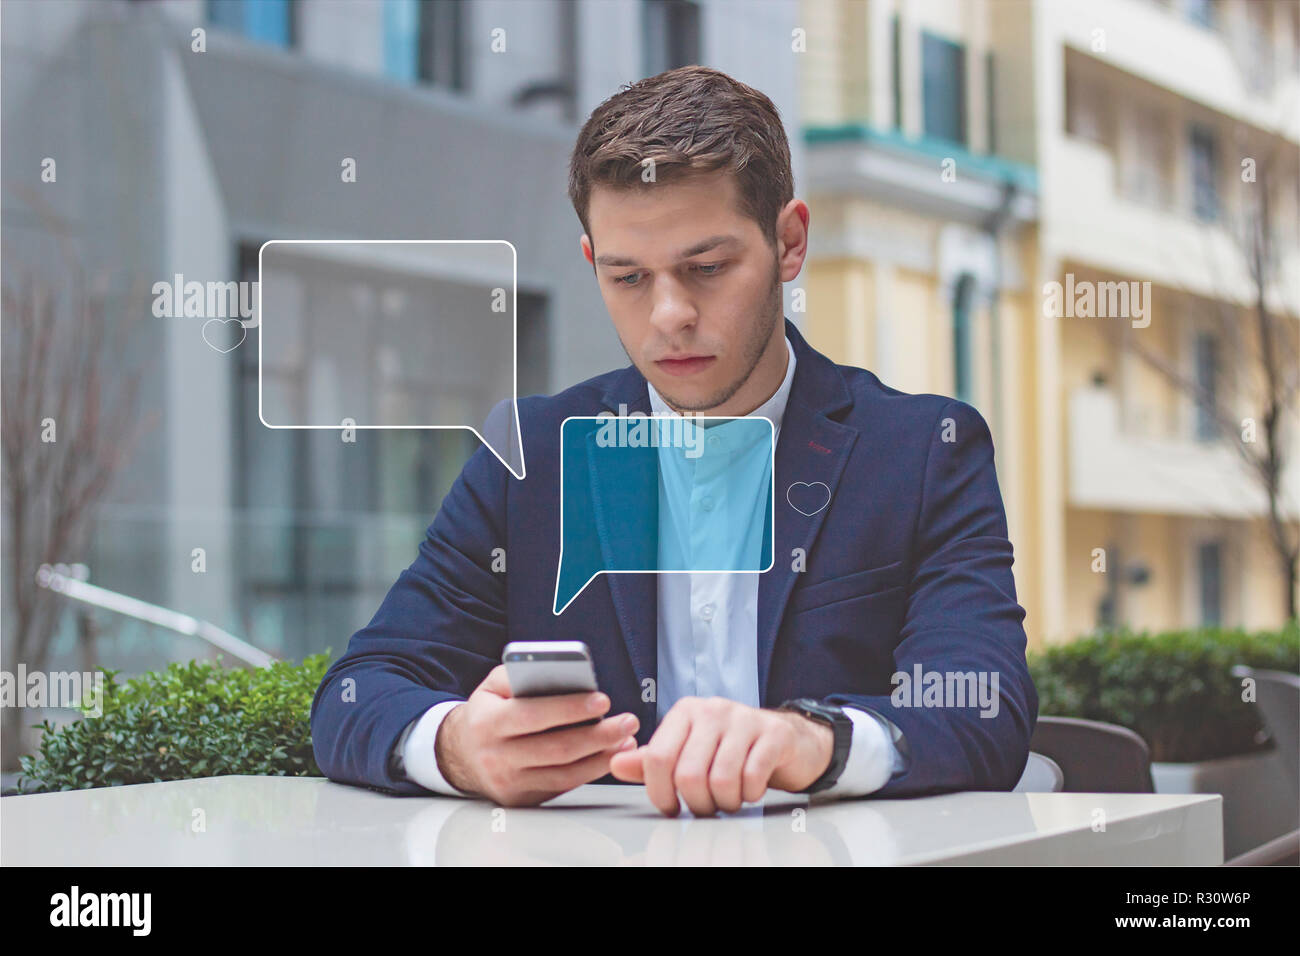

{"left": 817, "top": 706, "right": 906, "bottom": 798}
{"left": 401, "top": 700, "right": 470, "bottom": 796}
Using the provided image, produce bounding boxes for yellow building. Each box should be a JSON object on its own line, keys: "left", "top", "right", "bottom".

{"left": 800, "top": 0, "right": 1300, "bottom": 647}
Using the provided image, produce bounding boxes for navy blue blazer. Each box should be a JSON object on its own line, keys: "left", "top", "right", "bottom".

{"left": 310, "top": 318, "right": 1037, "bottom": 797}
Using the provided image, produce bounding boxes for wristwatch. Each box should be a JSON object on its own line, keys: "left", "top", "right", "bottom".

{"left": 778, "top": 698, "right": 853, "bottom": 794}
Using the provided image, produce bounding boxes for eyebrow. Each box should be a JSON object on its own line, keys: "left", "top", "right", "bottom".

{"left": 594, "top": 234, "right": 739, "bottom": 268}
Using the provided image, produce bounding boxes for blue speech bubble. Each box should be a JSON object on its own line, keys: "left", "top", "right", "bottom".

{"left": 554, "top": 415, "right": 774, "bottom": 614}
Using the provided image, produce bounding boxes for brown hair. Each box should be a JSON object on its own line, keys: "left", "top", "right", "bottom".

{"left": 568, "top": 66, "right": 794, "bottom": 248}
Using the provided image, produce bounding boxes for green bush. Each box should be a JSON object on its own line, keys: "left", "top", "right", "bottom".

{"left": 16, "top": 653, "right": 330, "bottom": 793}
{"left": 1029, "top": 624, "right": 1300, "bottom": 762}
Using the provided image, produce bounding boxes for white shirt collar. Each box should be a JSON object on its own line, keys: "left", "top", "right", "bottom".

{"left": 646, "top": 335, "right": 796, "bottom": 434}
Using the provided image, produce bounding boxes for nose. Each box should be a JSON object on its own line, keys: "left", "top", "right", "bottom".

{"left": 647, "top": 273, "right": 698, "bottom": 339}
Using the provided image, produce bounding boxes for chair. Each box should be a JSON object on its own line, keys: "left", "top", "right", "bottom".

{"left": 1229, "top": 666, "right": 1299, "bottom": 786}
{"left": 1012, "top": 751, "right": 1064, "bottom": 792}
{"left": 1225, "top": 828, "right": 1300, "bottom": 866}
{"left": 1030, "top": 716, "right": 1154, "bottom": 793}
{"left": 1224, "top": 666, "right": 1299, "bottom": 866}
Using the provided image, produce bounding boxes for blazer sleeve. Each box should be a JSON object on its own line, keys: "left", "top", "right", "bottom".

{"left": 823, "top": 399, "right": 1038, "bottom": 796}
{"left": 310, "top": 441, "right": 510, "bottom": 794}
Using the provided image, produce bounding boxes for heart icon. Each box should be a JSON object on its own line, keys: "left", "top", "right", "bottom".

{"left": 786, "top": 481, "right": 831, "bottom": 517}
{"left": 201, "top": 317, "right": 247, "bottom": 354}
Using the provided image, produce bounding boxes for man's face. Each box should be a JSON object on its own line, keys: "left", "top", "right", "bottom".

{"left": 581, "top": 171, "right": 802, "bottom": 414}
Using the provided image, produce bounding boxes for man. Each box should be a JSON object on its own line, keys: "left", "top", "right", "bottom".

{"left": 310, "top": 66, "right": 1036, "bottom": 817}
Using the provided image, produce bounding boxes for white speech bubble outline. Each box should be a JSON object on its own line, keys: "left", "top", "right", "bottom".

{"left": 552, "top": 414, "right": 777, "bottom": 615}
{"left": 256, "top": 239, "right": 525, "bottom": 479}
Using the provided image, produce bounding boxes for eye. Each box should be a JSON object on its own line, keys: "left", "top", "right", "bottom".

{"left": 615, "top": 272, "right": 643, "bottom": 287}
{"left": 692, "top": 262, "right": 725, "bottom": 276}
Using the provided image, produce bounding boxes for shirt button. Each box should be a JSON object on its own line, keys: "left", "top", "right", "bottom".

{"left": 699, "top": 603, "right": 715, "bottom": 621}
{"left": 708, "top": 435, "right": 721, "bottom": 449}
{"left": 700, "top": 496, "right": 714, "bottom": 511}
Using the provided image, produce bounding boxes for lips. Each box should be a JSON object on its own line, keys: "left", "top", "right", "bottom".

{"left": 655, "top": 355, "right": 716, "bottom": 377}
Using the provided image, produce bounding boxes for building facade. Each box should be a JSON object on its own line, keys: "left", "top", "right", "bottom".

{"left": 800, "top": 0, "right": 1300, "bottom": 645}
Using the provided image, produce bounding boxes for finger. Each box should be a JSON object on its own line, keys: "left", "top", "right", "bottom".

{"left": 641, "top": 711, "right": 692, "bottom": 816}
{"left": 708, "top": 725, "right": 759, "bottom": 813}
{"left": 740, "top": 734, "right": 783, "bottom": 804}
{"left": 524, "top": 737, "right": 637, "bottom": 794}
{"left": 511, "top": 712, "right": 639, "bottom": 768}
{"left": 498, "top": 691, "right": 610, "bottom": 737}
{"left": 479, "top": 664, "right": 513, "bottom": 697}
{"left": 673, "top": 720, "right": 724, "bottom": 817}
{"left": 608, "top": 746, "right": 643, "bottom": 782}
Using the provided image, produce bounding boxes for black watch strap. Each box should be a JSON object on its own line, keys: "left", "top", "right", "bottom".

{"left": 779, "top": 698, "right": 853, "bottom": 794}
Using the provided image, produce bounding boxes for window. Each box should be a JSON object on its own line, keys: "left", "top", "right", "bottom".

{"left": 1243, "top": 0, "right": 1274, "bottom": 93}
{"left": 383, "top": 0, "right": 420, "bottom": 81}
{"left": 1065, "top": 73, "right": 1107, "bottom": 145}
{"left": 1125, "top": 108, "right": 1171, "bottom": 208}
{"left": 516, "top": 292, "right": 551, "bottom": 398}
{"left": 643, "top": 0, "right": 700, "bottom": 77}
{"left": 1095, "top": 591, "right": 1117, "bottom": 632}
{"left": 922, "top": 31, "right": 966, "bottom": 145}
{"left": 1291, "top": 1, "right": 1300, "bottom": 72}
{"left": 419, "top": 0, "right": 466, "bottom": 89}
{"left": 1193, "top": 332, "right": 1219, "bottom": 441}
{"left": 382, "top": 0, "right": 467, "bottom": 88}
{"left": 952, "top": 273, "right": 975, "bottom": 403}
{"left": 208, "top": 0, "right": 295, "bottom": 47}
{"left": 1189, "top": 125, "right": 1219, "bottom": 221}
{"left": 985, "top": 52, "right": 996, "bottom": 154}
{"left": 508, "top": 1, "right": 579, "bottom": 122}
{"left": 1096, "top": 540, "right": 1122, "bottom": 631}
{"left": 1198, "top": 541, "right": 1223, "bottom": 626}
{"left": 1185, "top": 0, "right": 1216, "bottom": 29}
{"left": 231, "top": 244, "right": 498, "bottom": 658}
{"left": 891, "top": 15, "right": 902, "bottom": 130}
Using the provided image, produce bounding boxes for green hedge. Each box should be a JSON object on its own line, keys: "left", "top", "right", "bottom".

{"left": 1029, "top": 624, "right": 1299, "bottom": 762}
{"left": 16, "top": 654, "right": 329, "bottom": 793}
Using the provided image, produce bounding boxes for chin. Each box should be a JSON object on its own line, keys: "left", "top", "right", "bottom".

{"left": 661, "top": 387, "right": 724, "bottom": 413}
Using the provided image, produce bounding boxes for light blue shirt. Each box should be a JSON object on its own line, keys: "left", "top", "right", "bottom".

{"left": 655, "top": 415, "right": 772, "bottom": 575}
{"left": 399, "top": 336, "right": 907, "bottom": 799}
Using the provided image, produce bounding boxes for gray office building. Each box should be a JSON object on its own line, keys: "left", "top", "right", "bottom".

{"left": 1, "top": 0, "right": 801, "bottom": 685}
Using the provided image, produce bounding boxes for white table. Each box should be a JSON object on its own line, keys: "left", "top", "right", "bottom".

{"left": 1, "top": 776, "right": 1222, "bottom": 865}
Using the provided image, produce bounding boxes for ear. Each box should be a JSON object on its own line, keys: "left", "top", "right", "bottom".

{"left": 775, "top": 199, "right": 810, "bottom": 282}
{"left": 580, "top": 234, "right": 595, "bottom": 266}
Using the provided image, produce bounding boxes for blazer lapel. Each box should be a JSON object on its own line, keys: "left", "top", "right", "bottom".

{"left": 757, "top": 321, "right": 857, "bottom": 702}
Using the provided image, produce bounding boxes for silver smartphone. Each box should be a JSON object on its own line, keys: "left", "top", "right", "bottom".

{"left": 502, "top": 640, "right": 599, "bottom": 697}
{"left": 502, "top": 641, "right": 601, "bottom": 730}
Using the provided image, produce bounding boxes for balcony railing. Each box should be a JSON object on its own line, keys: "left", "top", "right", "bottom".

{"left": 1067, "top": 385, "right": 1299, "bottom": 518}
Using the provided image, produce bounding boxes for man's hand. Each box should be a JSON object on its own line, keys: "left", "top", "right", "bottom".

{"left": 435, "top": 665, "right": 639, "bottom": 806}
{"left": 607, "top": 697, "right": 833, "bottom": 816}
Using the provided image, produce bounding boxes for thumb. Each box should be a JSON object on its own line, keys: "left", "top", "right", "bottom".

{"left": 479, "top": 664, "right": 513, "bottom": 698}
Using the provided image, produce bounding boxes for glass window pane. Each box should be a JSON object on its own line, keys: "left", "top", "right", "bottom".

{"left": 1190, "top": 126, "right": 1219, "bottom": 221}
{"left": 922, "top": 32, "right": 966, "bottom": 145}
{"left": 384, "top": 0, "right": 420, "bottom": 81}
{"left": 1199, "top": 541, "right": 1222, "bottom": 625}
{"left": 1194, "top": 333, "right": 1219, "bottom": 441}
